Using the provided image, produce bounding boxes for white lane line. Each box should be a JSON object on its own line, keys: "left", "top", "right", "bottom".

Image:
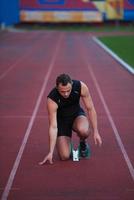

{"left": 1, "top": 33, "right": 62, "bottom": 200}
{"left": 87, "top": 63, "right": 134, "bottom": 181}
{"left": 93, "top": 36, "right": 134, "bottom": 75}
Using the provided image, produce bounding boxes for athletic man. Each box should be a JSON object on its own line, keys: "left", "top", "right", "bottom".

{"left": 39, "top": 74, "right": 102, "bottom": 164}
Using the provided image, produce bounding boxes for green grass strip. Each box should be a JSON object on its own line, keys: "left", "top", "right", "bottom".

{"left": 98, "top": 35, "right": 134, "bottom": 69}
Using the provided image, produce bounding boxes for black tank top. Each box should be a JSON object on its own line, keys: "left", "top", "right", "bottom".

{"left": 47, "top": 80, "right": 81, "bottom": 117}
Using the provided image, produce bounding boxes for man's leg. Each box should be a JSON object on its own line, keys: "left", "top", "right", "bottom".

{"left": 56, "top": 136, "right": 72, "bottom": 161}
{"left": 73, "top": 115, "right": 91, "bottom": 158}
{"left": 73, "top": 115, "right": 90, "bottom": 139}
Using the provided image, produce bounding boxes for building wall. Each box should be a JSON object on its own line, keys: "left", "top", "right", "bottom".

{"left": 20, "top": 0, "right": 134, "bottom": 22}
{"left": 0, "top": 0, "right": 133, "bottom": 25}
{"left": 20, "top": 0, "right": 103, "bottom": 23}
{"left": 0, "top": 0, "right": 20, "bottom": 26}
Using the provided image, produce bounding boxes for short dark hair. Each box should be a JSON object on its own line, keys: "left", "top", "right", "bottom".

{"left": 56, "top": 74, "right": 72, "bottom": 87}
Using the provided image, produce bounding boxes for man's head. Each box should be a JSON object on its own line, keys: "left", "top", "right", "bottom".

{"left": 56, "top": 74, "right": 73, "bottom": 98}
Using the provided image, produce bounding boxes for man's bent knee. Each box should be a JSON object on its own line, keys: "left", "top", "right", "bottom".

{"left": 77, "top": 127, "right": 91, "bottom": 139}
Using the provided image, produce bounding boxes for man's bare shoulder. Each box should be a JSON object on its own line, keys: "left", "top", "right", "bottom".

{"left": 47, "top": 98, "right": 58, "bottom": 111}
{"left": 80, "top": 81, "right": 89, "bottom": 97}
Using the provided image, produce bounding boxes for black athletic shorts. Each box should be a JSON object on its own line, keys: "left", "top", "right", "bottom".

{"left": 57, "top": 107, "right": 86, "bottom": 138}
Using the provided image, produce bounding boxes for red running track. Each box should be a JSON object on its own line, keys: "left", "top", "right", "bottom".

{"left": 0, "top": 30, "right": 134, "bottom": 200}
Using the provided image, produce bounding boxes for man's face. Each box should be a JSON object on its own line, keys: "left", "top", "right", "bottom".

{"left": 57, "top": 83, "right": 72, "bottom": 99}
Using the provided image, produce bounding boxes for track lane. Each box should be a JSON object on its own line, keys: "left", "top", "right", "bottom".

{"left": 0, "top": 31, "right": 62, "bottom": 199}
{"left": 7, "top": 32, "right": 134, "bottom": 200}
{"left": 81, "top": 34, "right": 134, "bottom": 166}
{"left": 77, "top": 35, "right": 134, "bottom": 181}
{"left": 0, "top": 31, "right": 54, "bottom": 80}
{"left": 0, "top": 31, "right": 134, "bottom": 200}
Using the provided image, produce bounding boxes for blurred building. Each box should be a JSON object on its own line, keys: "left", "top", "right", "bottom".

{"left": 0, "top": 0, "right": 134, "bottom": 27}
{"left": 20, "top": 0, "right": 134, "bottom": 23}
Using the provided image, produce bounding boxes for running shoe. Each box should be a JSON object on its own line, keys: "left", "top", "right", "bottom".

{"left": 70, "top": 142, "right": 74, "bottom": 159}
{"left": 78, "top": 140, "right": 91, "bottom": 158}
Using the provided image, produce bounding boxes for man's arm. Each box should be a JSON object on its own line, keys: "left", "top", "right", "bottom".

{"left": 39, "top": 98, "right": 58, "bottom": 165}
{"left": 80, "top": 81, "right": 102, "bottom": 146}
